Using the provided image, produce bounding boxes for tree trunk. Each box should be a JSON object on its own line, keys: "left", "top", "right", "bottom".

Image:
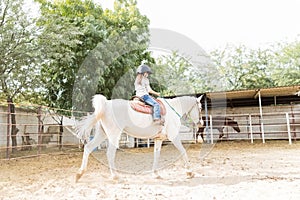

{"left": 59, "top": 116, "right": 63, "bottom": 150}
{"left": 7, "top": 98, "right": 18, "bottom": 153}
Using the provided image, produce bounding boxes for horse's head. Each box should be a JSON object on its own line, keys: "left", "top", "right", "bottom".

{"left": 233, "top": 121, "right": 241, "bottom": 132}
{"left": 197, "top": 95, "right": 205, "bottom": 126}
{"left": 188, "top": 95, "right": 204, "bottom": 126}
{"left": 228, "top": 119, "right": 240, "bottom": 133}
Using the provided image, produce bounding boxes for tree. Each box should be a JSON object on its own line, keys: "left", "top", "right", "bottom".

{"left": 96, "top": 0, "right": 154, "bottom": 100}
{"left": 36, "top": 0, "right": 95, "bottom": 113}
{"left": 153, "top": 51, "right": 194, "bottom": 96}
{"left": 210, "top": 45, "right": 274, "bottom": 90}
{"left": 271, "top": 39, "right": 300, "bottom": 86}
{"left": 152, "top": 50, "right": 221, "bottom": 96}
{"left": 36, "top": 0, "right": 153, "bottom": 114}
{"left": 0, "top": 0, "right": 40, "bottom": 151}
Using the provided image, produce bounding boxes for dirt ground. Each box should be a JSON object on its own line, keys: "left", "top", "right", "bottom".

{"left": 1, "top": 140, "right": 300, "bottom": 200}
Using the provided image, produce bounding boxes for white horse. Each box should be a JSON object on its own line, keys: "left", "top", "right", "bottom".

{"left": 75, "top": 94, "right": 203, "bottom": 182}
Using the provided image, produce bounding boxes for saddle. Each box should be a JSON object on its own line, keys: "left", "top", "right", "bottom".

{"left": 129, "top": 96, "right": 166, "bottom": 116}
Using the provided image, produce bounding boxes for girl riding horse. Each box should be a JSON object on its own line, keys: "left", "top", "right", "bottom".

{"left": 134, "top": 64, "right": 164, "bottom": 125}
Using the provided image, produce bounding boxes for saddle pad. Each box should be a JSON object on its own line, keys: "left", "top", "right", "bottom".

{"left": 130, "top": 99, "right": 166, "bottom": 116}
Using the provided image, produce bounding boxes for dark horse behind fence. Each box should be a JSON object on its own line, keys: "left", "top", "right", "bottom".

{"left": 196, "top": 116, "right": 240, "bottom": 142}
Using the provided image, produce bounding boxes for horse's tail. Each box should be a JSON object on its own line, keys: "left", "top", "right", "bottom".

{"left": 93, "top": 94, "right": 107, "bottom": 121}
{"left": 75, "top": 94, "right": 107, "bottom": 141}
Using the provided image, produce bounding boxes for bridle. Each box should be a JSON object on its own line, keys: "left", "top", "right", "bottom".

{"left": 186, "top": 98, "right": 203, "bottom": 125}
{"left": 163, "top": 96, "right": 203, "bottom": 124}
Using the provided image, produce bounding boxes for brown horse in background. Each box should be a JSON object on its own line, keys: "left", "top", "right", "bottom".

{"left": 196, "top": 116, "right": 240, "bottom": 142}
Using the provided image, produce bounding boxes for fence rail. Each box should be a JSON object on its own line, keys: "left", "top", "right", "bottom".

{"left": 1, "top": 101, "right": 300, "bottom": 159}
{"left": 0, "top": 102, "right": 80, "bottom": 159}
{"left": 199, "top": 111, "right": 300, "bottom": 144}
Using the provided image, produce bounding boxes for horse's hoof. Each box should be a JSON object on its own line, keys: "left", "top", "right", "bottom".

{"left": 110, "top": 174, "right": 120, "bottom": 181}
{"left": 75, "top": 173, "right": 83, "bottom": 183}
{"left": 152, "top": 172, "right": 162, "bottom": 179}
{"left": 75, "top": 169, "right": 85, "bottom": 183}
{"left": 186, "top": 171, "right": 195, "bottom": 179}
{"left": 154, "top": 174, "right": 162, "bottom": 179}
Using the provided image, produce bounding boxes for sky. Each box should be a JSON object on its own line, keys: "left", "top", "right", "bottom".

{"left": 100, "top": 0, "right": 300, "bottom": 52}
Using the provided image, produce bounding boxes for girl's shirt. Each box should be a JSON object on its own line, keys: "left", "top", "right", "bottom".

{"left": 135, "top": 76, "right": 152, "bottom": 97}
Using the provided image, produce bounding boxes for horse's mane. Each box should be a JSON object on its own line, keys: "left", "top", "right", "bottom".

{"left": 165, "top": 96, "right": 197, "bottom": 114}
{"left": 166, "top": 96, "right": 196, "bottom": 103}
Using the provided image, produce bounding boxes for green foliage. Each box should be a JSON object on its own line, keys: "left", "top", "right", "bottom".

{"left": 3, "top": 0, "right": 300, "bottom": 110}
{"left": 153, "top": 50, "right": 228, "bottom": 95}
{"left": 210, "top": 45, "right": 275, "bottom": 90}
{"left": 36, "top": 0, "right": 152, "bottom": 113}
{"left": 271, "top": 40, "right": 300, "bottom": 86}
{"left": 0, "top": 0, "right": 41, "bottom": 102}
{"left": 36, "top": 0, "right": 103, "bottom": 111}
{"left": 210, "top": 40, "right": 300, "bottom": 91}
{"left": 153, "top": 51, "right": 194, "bottom": 96}
{"left": 96, "top": 0, "right": 153, "bottom": 100}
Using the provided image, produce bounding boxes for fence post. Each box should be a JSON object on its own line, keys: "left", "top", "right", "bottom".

{"left": 6, "top": 101, "right": 11, "bottom": 159}
{"left": 37, "top": 107, "right": 42, "bottom": 154}
{"left": 249, "top": 114, "right": 253, "bottom": 144}
{"left": 258, "top": 91, "right": 265, "bottom": 144}
{"left": 286, "top": 113, "right": 292, "bottom": 145}
{"left": 209, "top": 115, "right": 213, "bottom": 144}
{"left": 290, "top": 103, "right": 296, "bottom": 140}
{"left": 59, "top": 120, "right": 63, "bottom": 150}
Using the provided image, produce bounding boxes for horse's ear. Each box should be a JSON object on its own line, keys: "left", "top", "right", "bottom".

{"left": 197, "top": 95, "right": 203, "bottom": 102}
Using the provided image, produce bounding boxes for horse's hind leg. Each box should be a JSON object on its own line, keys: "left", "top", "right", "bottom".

{"left": 76, "top": 123, "right": 106, "bottom": 182}
{"left": 171, "top": 135, "right": 194, "bottom": 179}
{"left": 152, "top": 139, "right": 163, "bottom": 179}
{"left": 106, "top": 142, "right": 118, "bottom": 180}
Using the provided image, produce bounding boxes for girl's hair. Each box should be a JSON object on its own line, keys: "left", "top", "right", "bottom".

{"left": 135, "top": 73, "right": 143, "bottom": 85}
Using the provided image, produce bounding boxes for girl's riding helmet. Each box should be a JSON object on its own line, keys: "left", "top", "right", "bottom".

{"left": 136, "top": 64, "right": 152, "bottom": 74}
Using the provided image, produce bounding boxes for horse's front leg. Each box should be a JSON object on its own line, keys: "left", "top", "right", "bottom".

{"left": 171, "top": 135, "right": 194, "bottom": 179}
{"left": 219, "top": 128, "right": 224, "bottom": 138}
{"left": 194, "top": 131, "right": 199, "bottom": 142}
{"left": 198, "top": 133, "right": 204, "bottom": 143}
{"left": 152, "top": 139, "right": 163, "bottom": 179}
{"left": 196, "top": 130, "right": 204, "bottom": 143}
{"left": 196, "top": 128, "right": 204, "bottom": 143}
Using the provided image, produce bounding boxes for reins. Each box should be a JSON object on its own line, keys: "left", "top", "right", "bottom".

{"left": 163, "top": 97, "right": 201, "bottom": 119}
{"left": 163, "top": 98, "right": 182, "bottom": 118}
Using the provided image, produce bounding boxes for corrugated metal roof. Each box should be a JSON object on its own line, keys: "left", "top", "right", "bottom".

{"left": 206, "top": 85, "right": 300, "bottom": 100}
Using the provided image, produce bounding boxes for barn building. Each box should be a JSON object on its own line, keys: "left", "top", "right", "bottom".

{"left": 195, "top": 85, "right": 300, "bottom": 144}
{"left": 131, "top": 85, "right": 300, "bottom": 147}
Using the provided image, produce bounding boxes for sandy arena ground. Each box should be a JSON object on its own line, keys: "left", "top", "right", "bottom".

{"left": 1, "top": 140, "right": 300, "bottom": 200}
